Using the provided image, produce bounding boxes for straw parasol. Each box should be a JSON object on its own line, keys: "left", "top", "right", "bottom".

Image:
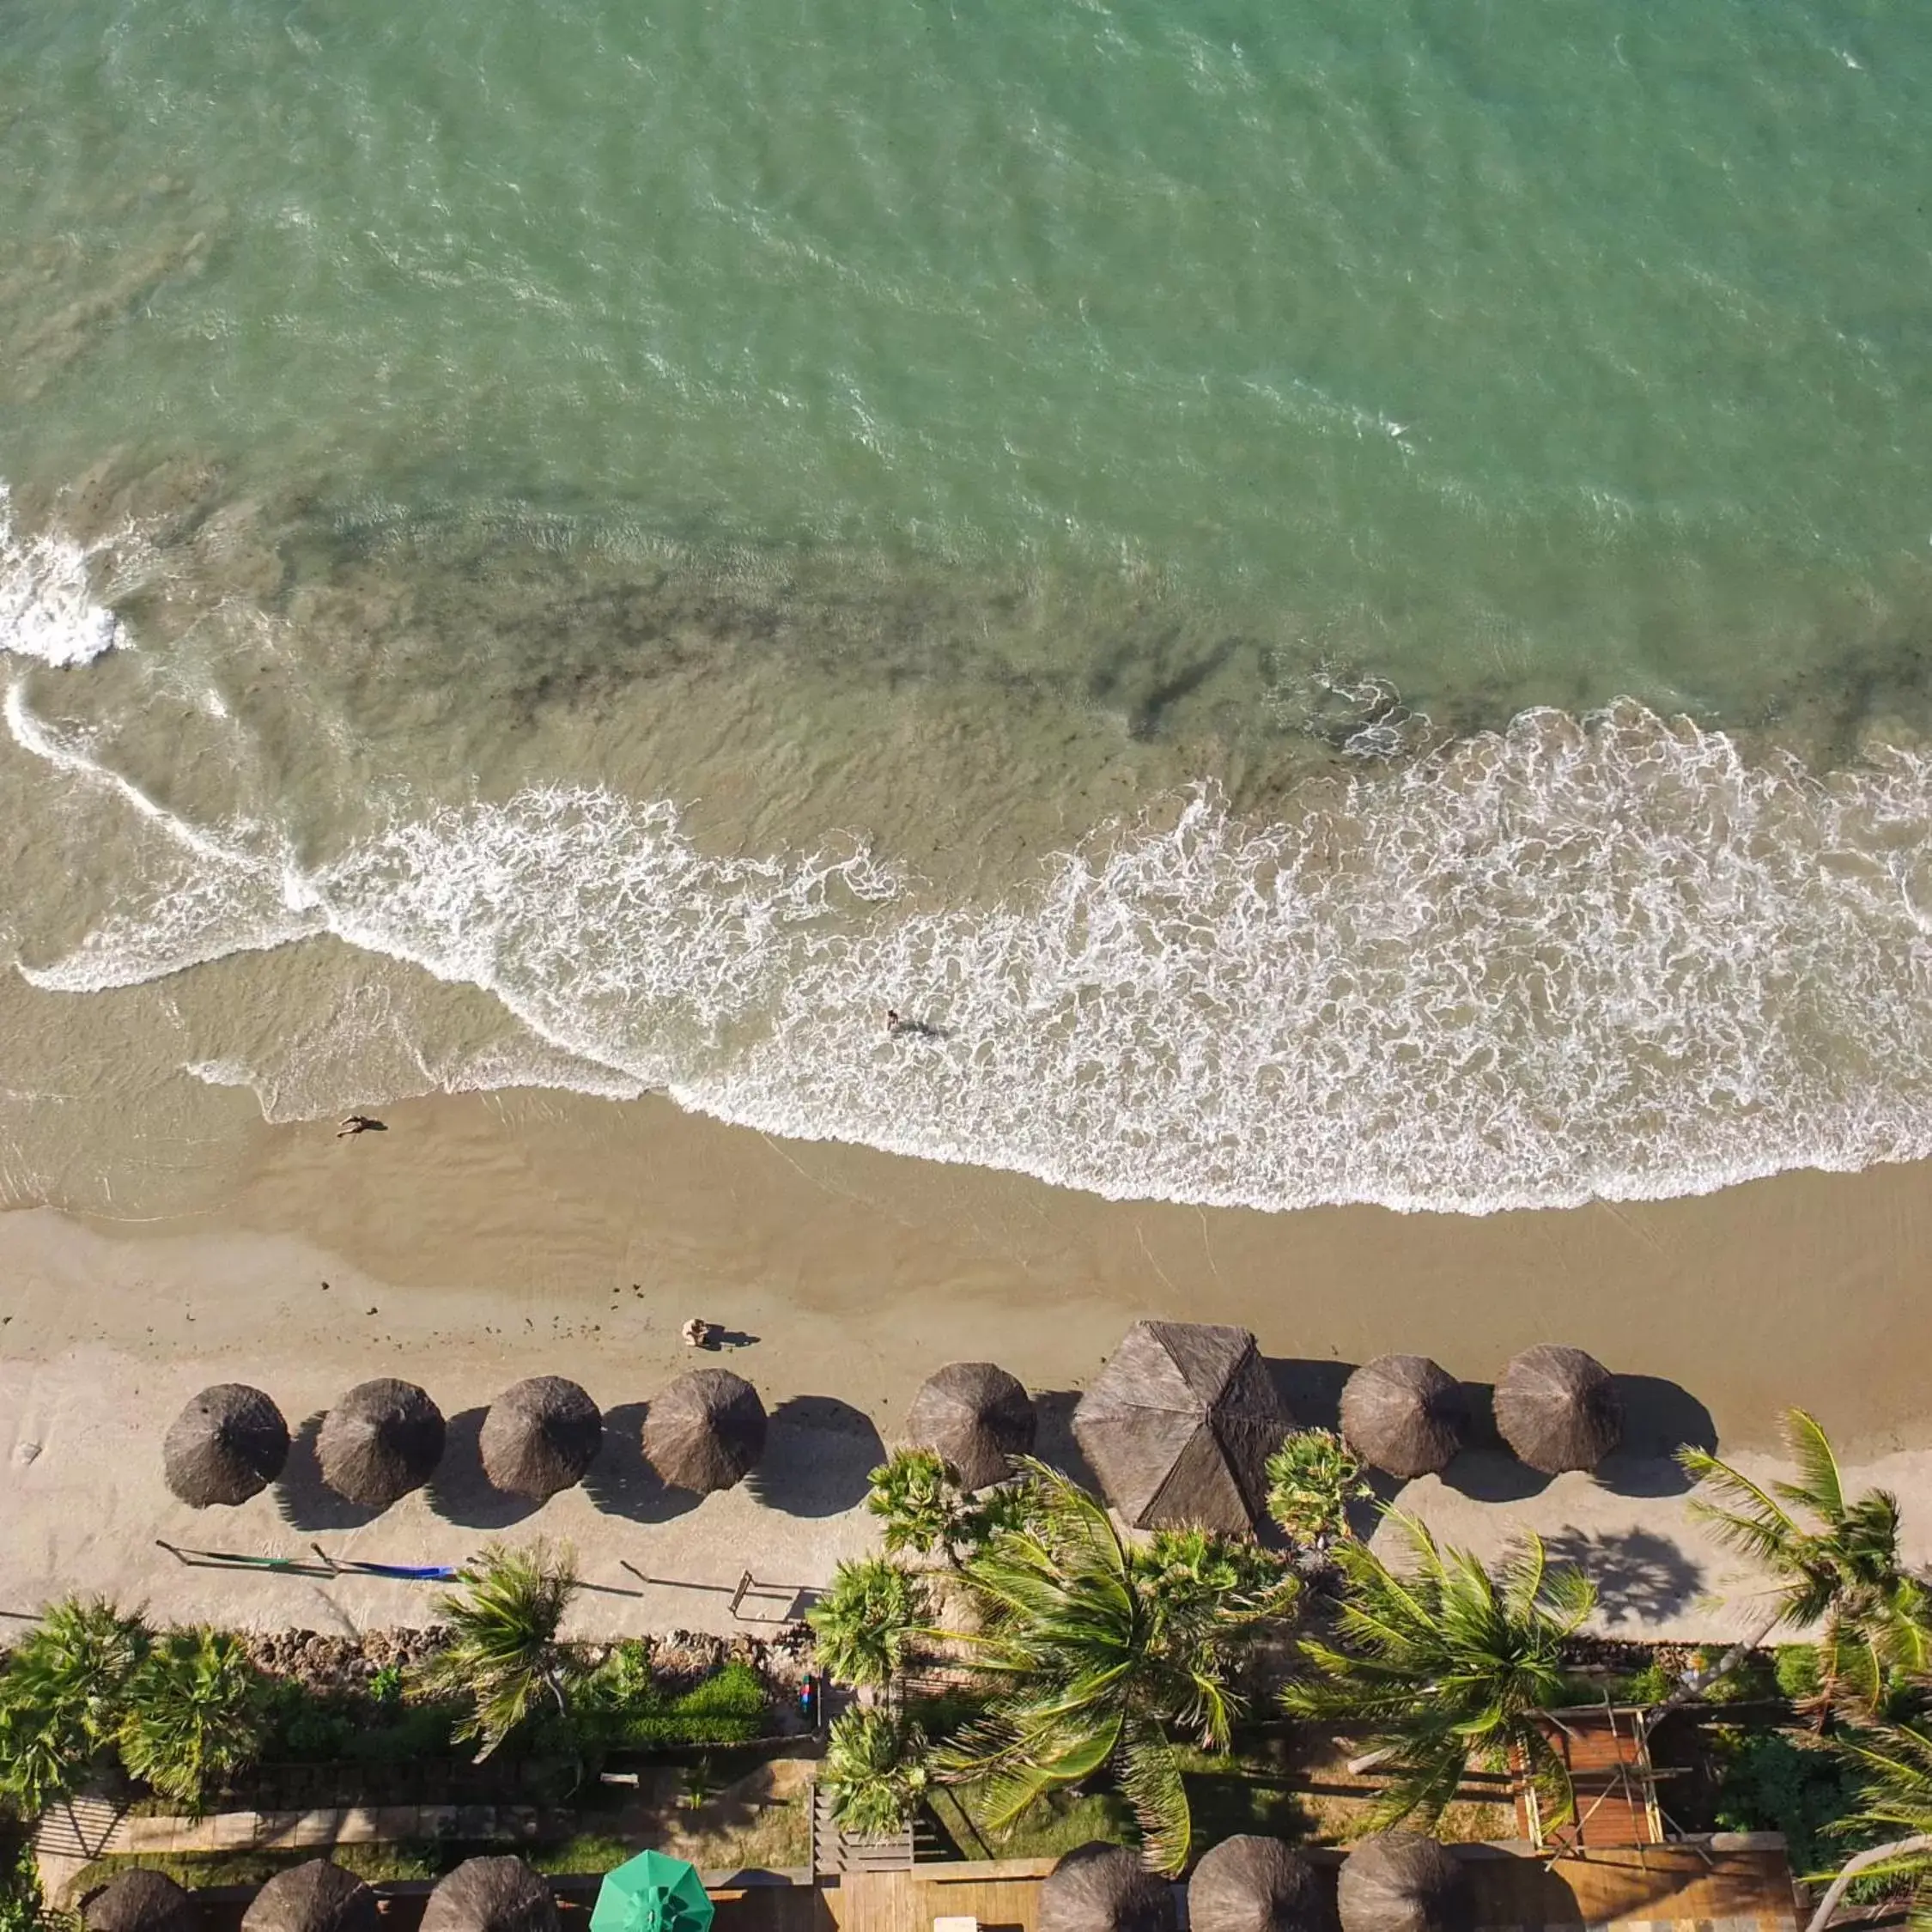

{"left": 1040, "top": 1844, "right": 1176, "bottom": 1932}
{"left": 1493, "top": 1345, "right": 1623, "bottom": 1473}
{"left": 642, "top": 1369, "right": 767, "bottom": 1493}
{"left": 903, "top": 1360, "right": 1036, "bottom": 1490}
{"left": 317, "top": 1378, "right": 446, "bottom": 1508}
{"left": 163, "top": 1383, "right": 290, "bottom": 1506}
{"left": 242, "top": 1860, "right": 380, "bottom": 1932}
{"left": 479, "top": 1376, "right": 603, "bottom": 1500}
{"left": 1340, "top": 1356, "right": 1467, "bottom": 1479}
{"left": 1189, "top": 1836, "right": 1333, "bottom": 1932}
{"left": 1072, "top": 1321, "right": 1286, "bottom": 1534}
{"left": 84, "top": 1871, "right": 200, "bottom": 1932}
{"left": 1335, "top": 1834, "right": 1471, "bottom": 1932}
{"left": 420, "top": 1856, "right": 560, "bottom": 1932}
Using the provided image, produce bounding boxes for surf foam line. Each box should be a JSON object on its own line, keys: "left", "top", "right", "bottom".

{"left": 15, "top": 691, "right": 1932, "bottom": 1214}
{"left": 0, "top": 484, "right": 125, "bottom": 665}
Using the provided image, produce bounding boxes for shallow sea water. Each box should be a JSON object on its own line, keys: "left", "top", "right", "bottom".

{"left": 3, "top": 0, "right": 1932, "bottom": 1213}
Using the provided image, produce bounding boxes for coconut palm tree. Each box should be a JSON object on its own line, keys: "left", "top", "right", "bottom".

{"left": 1801, "top": 1718, "right": 1932, "bottom": 1932}
{"left": 1267, "top": 1429, "right": 1373, "bottom": 1553}
{"left": 822, "top": 1710, "right": 932, "bottom": 1833}
{"left": 410, "top": 1540, "right": 583, "bottom": 1759}
{"left": 1680, "top": 1410, "right": 1932, "bottom": 1716}
{"left": 0, "top": 1597, "right": 149, "bottom": 1814}
{"left": 1281, "top": 1514, "right": 1595, "bottom": 1829}
{"left": 939, "top": 1460, "right": 1296, "bottom": 1874}
{"left": 805, "top": 1558, "right": 930, "bottom": 1694}
{"left": 118, "top": 1629, "right": 267, "bottom": 1813}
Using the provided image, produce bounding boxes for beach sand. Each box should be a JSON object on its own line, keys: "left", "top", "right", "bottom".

{"left": 1, "top": 1085, "right": 1927, "bottom": 1639}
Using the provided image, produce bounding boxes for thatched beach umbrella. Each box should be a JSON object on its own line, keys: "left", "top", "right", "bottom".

{"left": 317, "top": 1378, "right": 446, "bottom": 1508}
{"left": 421, "top": 1856, "right": 560, "bottom": 1932}
{"left": 1336, "top": 1834, "right": 1470, "bottom": 1932}
{"left": 903, "top": 1360, "right": 1036, "bottom": 1490}
{"left": 1189, "top": 1836, "right": 1333, "bottom": 1932}
{"left": 479, "top": 1376, "right": 603, "bottom": 1501}
{"left": 1040, "top": 1844, "right": 1176, "bottom": 1932}
{"left": 1493, "top": 1345, "right": 1622, "bottom": 1473}
{"left": 84, "top": 1870, "right": 199, "bottom": 1932}
{"left": 1072, "top": 1321, "right": 1286, "bottom": 1534}
{"left": 163, "top": 1382, "right": 289, "bottom": 1506}
{"left": 1340, "top": 1356, "right": 1467, "bottom": 1479}
{"left": 242, "top": 1859, "right": 379, "bottom": 1932}
{"left": 643, "top": 1368, "right": 767, "bottom": 1494}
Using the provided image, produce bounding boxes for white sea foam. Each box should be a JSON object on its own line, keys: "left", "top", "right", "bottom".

{"left": 15, "top": 686, "right": 1932, "bottom": 1212}
{"left": 0, "top": 485, "right": 124, "bottom": 665}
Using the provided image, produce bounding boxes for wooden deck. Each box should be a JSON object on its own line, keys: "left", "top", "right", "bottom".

{"left": 1516, "top": 1706, "right": 1667, "bottom": 1852}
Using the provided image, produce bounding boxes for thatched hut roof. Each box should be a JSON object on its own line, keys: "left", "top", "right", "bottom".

{"left": 1040, "top": 1844, "right": 1176, "bottom": 1932}
{"left": 1072, "top": 1321, "right": 1286, "bottom": 1533}
{"left": 1340, "top": 1356, "right": 1467, "bottom": 1479}
{"left": 1189, "top": 1836, "right": 1333, "bottom": 1932}
{"left": 1493, "top": 1345, "right": 1622, "bottom": 1473}
{"left": 903, "top": 1360, "right": 1036, "bottom": 1490}
{"left": 420, "top": 1856, "right": 560, "bottom": 1932}
{"left": 84, "top": 1871, "right": 200, "bottom": 1932}
{"left": 643, "top": 1368, "right": 767, "bottom": 1493}
{"left": 163, "top": 1383, "right": 290, "bottom": 1507}
{"left": 1335, "top": 1834, "right": 1471, "bottom": 1932}
{"left": 478, "top": 1376, "right": 603, "bottom": 1501}
{"left": 317, "top": 1378, "right": 446, "bottom": 1508}
{"left": 241, "top": 1859, "right": 380, "bottom": 1932}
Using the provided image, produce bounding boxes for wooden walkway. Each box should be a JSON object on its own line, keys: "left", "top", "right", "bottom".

{"left": 1516, "top": 1706, "right": 1668, "bottom": 1853}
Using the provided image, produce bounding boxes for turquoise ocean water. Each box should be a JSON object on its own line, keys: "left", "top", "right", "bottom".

{"left": 3, "top": 0, "right": 1932, "bottom": 1212}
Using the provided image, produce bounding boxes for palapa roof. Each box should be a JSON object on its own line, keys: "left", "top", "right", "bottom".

{"left": 83, "top": 1870, "right": 200, "bottom": 1932}
{"left": 1493, "top": 1345, "right": 1623, "bottom": 1474}
{"left": 1335, "top": 1834, "right": 1471, "bottom": 1932}
{"left": 903, "top": 1360, "right": 1036, "bottom": 1490}
{"left": 163, "top": 1382, "right": 290, "bottom": 1507}
{"left": 1072, "top": 1321, "right": 1286, "bottom": 1533}
{"left": 317, "top": 1378, "right": 446, "bottom": 1508}
{"left": 1041, "top": 1844, "right": 1177, "bottom": 1932}
{"left": 1189, "top": 1836, "right": 1334, "bottom": 1932}
{"left": 479, "top": 1376, "right": 603, "bottom": 1500}
{"left": 1340, "top": 1356, "right": 1467, "bottom": 1479}
{"left": 643, "top": 1368, "right": 767, "bottom": 1493}
{"left": 242, "top": 1859, "right": 380, "bottom": 1932}
{"left": 420, "top": 1856, "right": 561, "bottom": 1932}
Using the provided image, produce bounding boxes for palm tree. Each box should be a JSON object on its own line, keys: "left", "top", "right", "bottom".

{"left": 1801, "top": 1719, "right": 1932, "bottom": 1932}
{"left": 805, "top": 1558, "right": 929, "bottom": 1694}
{"left": 822, "top": 1710, "right": 932, "bottom": 1834}
{"left": 869, "top": 1449, "right": 970, "bottom": 1563}
{"left": 1267, "top": 1430, "right": 1372, "bottom": 1553}
{"left": 1680, "top": 1410, "right": 1932, "bottom": 1716}
{"left": 118, "top": 1629, "right": 266, "bottom": 1814}
{"left": 1281, "top": 1514, "right": 1595, "bottom": 1829}
{"left": 939, "top": 1461, "right": 1296, "bottom": 1874}
{"left": 0, "top": 1597, "right": 149, "bottom": 1814}
{"left": 410, "top": 1540, "right": 583, "bottom": 1759}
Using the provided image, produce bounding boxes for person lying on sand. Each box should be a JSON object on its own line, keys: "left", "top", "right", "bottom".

{"left": 336, "top": 1115, "right": 383, "bottom": 1137}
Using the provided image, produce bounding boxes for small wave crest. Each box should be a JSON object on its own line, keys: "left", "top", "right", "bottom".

{"left": 0, "top": 484, "right": 125, "bottom": 665}
{"left": 13, "top": 685, "right": 1932, "bottom": 1212}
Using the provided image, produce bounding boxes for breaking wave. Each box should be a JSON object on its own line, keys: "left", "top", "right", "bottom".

{"left": 0, "top": 485, "right": 124, "bottom": 665}
{"left": 13, "top": 671, "right": 1932, "bottom": 1213}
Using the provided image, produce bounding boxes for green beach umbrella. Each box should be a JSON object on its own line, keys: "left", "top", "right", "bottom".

{"left": 590, "top": 1852, "right": 714, "bottom": 1932}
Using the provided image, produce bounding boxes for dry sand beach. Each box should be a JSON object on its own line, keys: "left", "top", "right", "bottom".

{"left": 2, "top": 1084, "right": 1929, "bottom": 1641}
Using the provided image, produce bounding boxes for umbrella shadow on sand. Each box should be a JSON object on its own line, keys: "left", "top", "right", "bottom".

{"left": 424, "top": 1408, "right": 544, "bottom": 1531}
{"left": 275, "top": 1413, "right": 387, "bottom": 1533}
{"left": 746, "top": 1397, "right": 884, "bottom": 1517}
{"left": 581, "top": 1402, "right": 702, "bottom": 1525}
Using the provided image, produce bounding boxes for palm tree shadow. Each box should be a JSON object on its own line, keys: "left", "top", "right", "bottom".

{"left": 424, "top": 1408, "right": 543, "bottom": 1530}
{"left": 580, "top": 1401, "right": 700, "bottom": 1524}
{"left": 276, "top": 1413, "right": 385, "bottom": 1532}
{"left": 1540, "top": 1525, "right": 1704, "bottom": 1626}
{"left": 747, "top": 1397, "right": 884, "bottom": 1517}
